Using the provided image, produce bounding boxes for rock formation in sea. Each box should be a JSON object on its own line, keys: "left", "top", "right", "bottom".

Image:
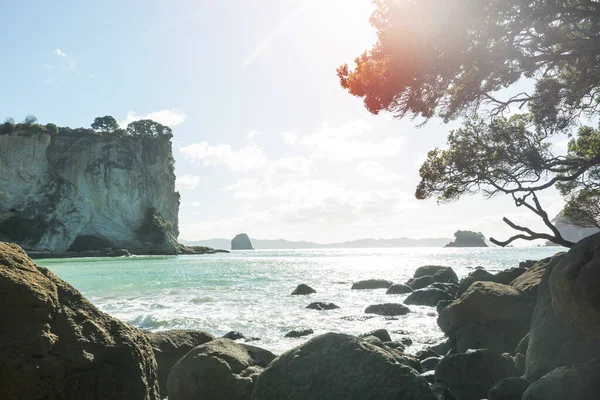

{"left": 231, "top": 233, "right": 254, "bottom": 250}
{"left": 0, "top": 128, "right": 180, "bottom": 254}
{"left": 445, "top": 230, "right": 488, "bottom": 247}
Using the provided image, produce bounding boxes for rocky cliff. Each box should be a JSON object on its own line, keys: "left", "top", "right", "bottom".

{"left": 0, "top": 130, "right": 180, "bottom": 254}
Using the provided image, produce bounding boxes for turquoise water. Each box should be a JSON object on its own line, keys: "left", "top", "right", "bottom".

{"left": 39, "top": 247, "right": 562, "bottom": 354}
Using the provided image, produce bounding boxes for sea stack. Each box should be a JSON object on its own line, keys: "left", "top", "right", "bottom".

{"left": 231, "top": 233, "right": 254, "bottom": 250}
{"left": 445, "top": 230, "right": 488, "bottom": 247}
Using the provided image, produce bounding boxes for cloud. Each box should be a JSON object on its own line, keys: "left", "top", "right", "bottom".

{"left": 54, "top": 48, "right": 76, "bottom": 70}
{"left": 246, "top": 130, "right": 261, "bottom": 139}
{"left": 190, "top": 201, "right": 203, "bottom": 207}
{"left": 179, "top": 142, "right": 268, "bottom": 172}
{"left": 176, "top": 174, "right": 201, "bottom": 190}
{"left": 299, "top": 120, "right": 405, "bottom": 161}
{"left": 241, "top": 4, "right": 305, "bottom": 68}
{"left": 120, "top": 110, "right": 186, "bottom": 127}
{"left": 282, "top": 131, "right": 298, "bottom": 146}
{"left": 355, "top": 161, "right": 401, "bottom": 182}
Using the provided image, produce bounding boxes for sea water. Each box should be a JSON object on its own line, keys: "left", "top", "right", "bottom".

{"left": 39, "top": 247, "right": 562, "bottom": 354}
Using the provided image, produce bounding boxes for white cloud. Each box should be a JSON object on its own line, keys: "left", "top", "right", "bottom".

{"left": 179, "top": 142, "right": 268, "bottom": 172}
{"left": 282, "top": 131, "right": 298, "bottom": 146}
{"left": 120, "top": 110, "right": 186, "bottom": 128}
{"left": 355, "top": 161, "right": 401, "bottom": 182}
{"left": 246, "top": 130, "right": 261, "bottom": 139}
{"left": 190, "top": 201, "right": 203, "bottom": 207}
{"left": 176, "top": 174, "right": 201, "bottom": 190}
{"left": 54, "top": 48, "right": 76, "bottom": 70}
{"left": 299, "top": 120, "right": 405, "bottom": 161}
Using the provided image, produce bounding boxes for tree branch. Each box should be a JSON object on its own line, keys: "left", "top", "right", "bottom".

{"left": 489, "top": 217, "right": 575, "bottom": 247}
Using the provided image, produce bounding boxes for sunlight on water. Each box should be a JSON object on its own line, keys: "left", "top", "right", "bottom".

{"left": 39, "top": 247, "right": 562, "bottom": 354}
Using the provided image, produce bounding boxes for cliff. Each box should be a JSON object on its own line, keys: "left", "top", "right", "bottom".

{"left": 0, "top": 129, "right": 180, "bottom": 254}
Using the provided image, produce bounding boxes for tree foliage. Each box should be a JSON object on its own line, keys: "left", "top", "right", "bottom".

{"left": 91, "top": 116, "right": 119, "bottom": 132}
{"left": 23, "top": 115, "right": 37, "bottom": 125}
{"left": 126, "top": 119, "right": 172, "bottom": 137}
{"left": 338, "top": 0, "right": 600, "bottom": 247}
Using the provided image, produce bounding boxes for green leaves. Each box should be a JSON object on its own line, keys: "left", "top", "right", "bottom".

{"left": 91, "top": 116, "right": 119, "bottom": 133}
{"left": 126, "top": 119, "right": 172, "bottom": 137}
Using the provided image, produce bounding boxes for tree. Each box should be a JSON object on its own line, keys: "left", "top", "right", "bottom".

{"left": 91, "top": 116, "right": 119, "bottom": 132}
{"left": 338, "top": 0, "right": 600, "bottom": 247}
{"left": 45, "top": 123, "right": 58, "bottom": 135}
{"left": 23, "top": 115, "right": 37, "bottom": 125}
{"left": 126, "top": 119, "right": 172, "bottom": 137}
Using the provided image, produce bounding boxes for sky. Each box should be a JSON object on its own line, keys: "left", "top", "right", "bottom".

{"left": 0, "top": 0, "right": 570, "bottom": 244}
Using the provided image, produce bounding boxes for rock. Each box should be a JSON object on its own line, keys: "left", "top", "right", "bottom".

{"left": 432, "top": 267, "right": 459, "bottom": 283}
{"left": 421, "top": 370, "right": 436, "bottom": 384}
{"left": 430, "top": 382, "right": 459, "bottom": 400}
{"left": 549, "top": 233, "right": 600, "bottom": 338}
{"left": 431, "top": 282, "right": 459, "bottom": 296}
{"left": 415, "top": 348, "right": 440, "bottom": 361}
{"left": 493, "top": 267, "right": 527, "bottom": 285}
{"left": 401, "top": 337, "right": 413, "bottom": 346}
{"left": 525, "top": 254, "right": 600, "bottom": 381}
{"left": 168, "top": 339, "right": 275, "bottom": 400}
{"left": 284, "top": 328, "right": 314, "bottom": 338}
{"left": 351, "top": 279, "right": 393, "bottom": 289}
{"left": 489, "top": 377, "right": 530, "bottom": 400}
{"left": 306, "top": 301, "right": 338, "bottom": 310}
{"left": 109, "top": 248, "right": 131, "bottom": 257}
{"left": 360, "top": 328, "right": 392, "bottom": 342}
{"left": 438, "top": 281, "right": 535, "bottom": 349}
{"left": 148, "top": 330, "right": 215, "bottom": 397}
{"left": 383, "top": 340, "right": 406, "bottom": 352}
{"left": 523, "top": 360, "right": 600, "bottom": 400}
{"left": 456, "top": 324, "right": 507, "bottom": 353}
{"left": 457, "top": 268, "right": 496, "bottom": 296}
{"left": 437, "top": 299, "right": 452, "bottom": 314}
{"left": 445, "top": 230, "right": 488, "bottom": 247}
{"left": 362, "top": 335, "right": 385, "bottom": 348}
{"left": 251, "top": 333, "right": 438, "bottom": 400}
{"left": 404, "top": 288, "right": 454, "bottom": 307}
{"left": 0, "top": 242, "right": 159, "bottom": 400}
{"left": 291, "top": 283, "right": 316, "bottom": 295}
{"left": 421, "top": 357, "right": 441, "bottom": 372}
{"left": 386, "top": 283, "right": 414, "bottom": 294}
{"left": 435, "top": 349, "right": 516, "bottom": 400}
{"left": 516, "top": 333, "right": 529, "bottom": 356}
{"left": 364, "top": 303, "right": 411, "bottom": 316}
{"left": 231, "top": 233, "right": 254, "bottom": 250}
{"left": 223, "top": 331, "right": 246, "bottom": 340}
{"left": 520, "top": 259, "right": 538, "bottom": 269}
{"left": 413, "top": 265, "right": 451, "bottom": 278}
{"left": 406, "top": 275, "right": 435, "bottom": 290}
{"left": 430, "top": 338, "right": 455, "bottom": 356}
{"left": 511, "top": 253, "right": 565, "bottom": 297}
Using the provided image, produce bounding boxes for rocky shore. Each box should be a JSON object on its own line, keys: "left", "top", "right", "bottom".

{"left": 2, "top": 234, "right": 599, "bottom": 399}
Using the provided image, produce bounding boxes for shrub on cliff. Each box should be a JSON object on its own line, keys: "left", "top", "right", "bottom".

{"left": 45, "top": 123, "right": 58, "bottom": 134}
{"left": 91, "top": 115, "right": 119, "bottom": 133}
{"left": 22, "top": 114, "right": 37, "bottom": 125}
{"left": 0, "top": 118, "right": 15, "bottom": 135}
{"left": 127, "top": 119, "right": 173, "bottom": 137}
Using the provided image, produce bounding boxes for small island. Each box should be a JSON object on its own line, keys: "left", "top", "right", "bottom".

{"left": 231, "top": 233, "right": 254, "bottom": 250}
{"left": 445, "top": 230, "right": 488, "bottom": 248}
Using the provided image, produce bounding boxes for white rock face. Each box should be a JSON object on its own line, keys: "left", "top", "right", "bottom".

{"left": 0, "top": 132, "right": 179, "bottom": 253}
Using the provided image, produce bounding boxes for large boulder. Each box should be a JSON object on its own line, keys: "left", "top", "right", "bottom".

{"left": 431, "top": 267, "right": 459, "bottom": 283}
{"left": 523, "top": 360, "right": 600, "bottom": 400}
{"left": 511, "top": 253, "right": 565, "bottom": 297}
{"left": 431, "top": 282, "right": 459, "bottom": 296}
{"left": 435, "top": 349, "right": 516, "bottom": 400}
{"left": 493, "top": 267, "right": 527, "bottom": 285}
{"left": 291, "top": 283, "right": 316, "bottom": 295}
{"left": 489, "top": 377, "right": 530, "bottom": 400}
{"left": 525, "top": 254, "right": 600, "bottom": 381}
{"left": 251, "top": 333, "right": 437, "bottom": 400}
{"left": 148, "top": 330, "right": 215, "bottom": 397}
{"left": 404, "top": 288, "right": 454, "bottom": 307}
{"left": 386, "top": 283, "right": 413, "bottom": 294}
{"left": 413, "top": 265, "right": 451, "bottom": 278}
{"left": 167, "top": 338, "right": 276, "bottom": 400}
{"left": 231, "top": 233, "right": 254, "bottom": 250}
{"left": 438, "top": 281, "right": 535, "bottom": 349}
{"left": 0, "top": 242, "right": 160, "bottom": 400}
{"left": 455, "top": 323, "right": 507, "bottom": 353}
{"left": 360, "top": 328, "right": 392, "bottom": 343}
{"left": 365, "top": 303, "right": 411, "bottom": 316}
{"left": 549, "top": 233, "right": 600, "bottom": 338}
{"left": 351, "top": 279, "right": 393, "bottom": 289}
{"left": 457, "top": 268, "right": 496, "bottom": 296}
{"left": 406, "top": 275, "right": 435, "bottom": 290}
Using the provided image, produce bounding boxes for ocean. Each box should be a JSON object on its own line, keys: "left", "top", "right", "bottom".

{"left": 39, "top": 246, "right": 563, "bottom": 354}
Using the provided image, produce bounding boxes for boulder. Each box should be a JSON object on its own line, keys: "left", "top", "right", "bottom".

{"left": 435, "top": 349, "right": 516, "bottom": 400}
{"left": 430, "top": 382, "right": 458, "bottom": 400}
{"left": 437, "top": 300, "right": 452, "bottom": 314}
{"left": 431, "top": 267, "right": 459, "bottom": 283}
{"left": 351, "top": 279, "right": 393, "bottom": 289}
{"left": 421, "top": 370, "right": 436, "bottom": 384}
{"left": 400, "top": 337, "right": 413, "bottom": 346}
{"left": 360, "top": 328, "right": 392, "bottom": 342}
{"left": 383, "top": 340, "right": 406, "bottom": 352}
{"left": 406, "top": 275, "right": 435, "bottom": 290}
{"left": 438, "top": 281, "right": 535, "bottom": 349}
{"left": 167, "top": 338, "right": 276, "bottom": 400}
{"left": 415, "top": 348, "right": 440, "bottom": 361}
{"left": 493, "top": 267, "right": 527, "bottom": 285}
{"left": 549, "top": 233, "right": 600, "bottom": 338}
{"left": 404, "top": 288, "right": 454, "bottom": 307}
{"left": 455, "top": 324, "right": 507, "bottom": 353}
{"left": 430, "top": 338, "right": 455, "bottom": 356}
{"left": 365, "top": 303, "right": 411, "bottom": 316}
{"left": 523, "top": 360, "right": 600, "bottom": 400}
{"left": 511, "top": 253, "right": 565, "bottom": 297}
{"left": 284, "top": 328, "right": 314, "bottom": 338}
{"left": 421, "top": 357, "right": 441, "bottom": 372}
{"left": 231, "top": 233, "right": 253, "bottom": 250}
{"left": 431, "top": 282, "right": 459, "bottom": 296}
{"left": 457, "top": 268, "right": 496, "bottom": 296}
{"left": 525, "top": 256, "right": 600, "bottom": 381}
{"left": 291, "top": 283, "right": 316, "bottom": 295}
{"left": 386, "top": 283, "right": 413, "bottom": 294}
{"left": 489, "top": 377, "right": 530, "bottom": 400}
{"left": 0, "top": 242, "right": 160, "bottom": 400}
{"left": 223, "top": 331, "right": 246, "bottom": 340}
{"left": 520, "top": 259, "right": 538, "bottom": 269}
{"left": 413, "top": 265, "right": 451, "bottom": 279}
{"left": 148, "top": 330, "right": 215, "bottom": 397}
{"left": 306, "top": 301, "right": 338, "bottom": 310}
{"left": 251, "top": 333, "right": 437, "bottom": 400}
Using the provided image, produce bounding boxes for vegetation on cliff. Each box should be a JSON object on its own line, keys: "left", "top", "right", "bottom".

{"left": 338, "top": 0, "right": 600, "bottom": 247}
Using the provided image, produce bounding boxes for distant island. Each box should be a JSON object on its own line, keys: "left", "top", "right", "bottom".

{"left": 445, "top": 230, "right": 488, "bottom": 247}
{"left": 182, "top": 237, "right": 453, "bottom": 250}
{"left": 231, "top": 234, "right": 254, "bottom": 250}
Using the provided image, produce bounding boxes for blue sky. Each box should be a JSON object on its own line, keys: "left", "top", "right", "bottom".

{"left": 0, "top": 0, "right": 567, "bottom": 243}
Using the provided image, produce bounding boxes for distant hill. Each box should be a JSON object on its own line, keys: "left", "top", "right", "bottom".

{"left": 180, "top": 237, "right": 452, "bottom": 250}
